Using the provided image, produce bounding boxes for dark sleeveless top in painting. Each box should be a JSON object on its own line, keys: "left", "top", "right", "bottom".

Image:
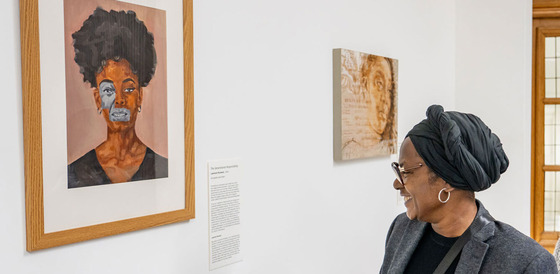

{"left": 68, "top": 147, "right": 168, "bottom": 188}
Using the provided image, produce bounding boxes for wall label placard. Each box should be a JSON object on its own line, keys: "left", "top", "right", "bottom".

{"left": 208, "top": 159, "right": 242, "bottom": 270}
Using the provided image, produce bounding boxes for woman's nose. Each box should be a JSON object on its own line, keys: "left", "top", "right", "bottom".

{"left": 114, "top": 91, "right": 126, "bottom": 106}
{"left": 393, "top": 178, "right": 403, "bottom": 190}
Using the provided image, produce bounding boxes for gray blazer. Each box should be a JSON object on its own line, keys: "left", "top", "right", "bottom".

{"left": 380, "top": 201, "right": 557, "bottom": 273}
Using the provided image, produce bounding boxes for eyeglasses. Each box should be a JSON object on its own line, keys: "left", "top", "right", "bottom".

{"left": 391, "top": 162, "right": 423, "bottom": 185}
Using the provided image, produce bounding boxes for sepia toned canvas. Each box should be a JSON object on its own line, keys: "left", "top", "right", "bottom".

{"left": 333, "top": 48, "right": 398, "bottom": 160}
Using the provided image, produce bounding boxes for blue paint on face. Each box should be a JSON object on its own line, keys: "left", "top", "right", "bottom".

{"left": 99, "top": 81, "right": 115, "bottom": 109}
{"left": 110, "top": 108, "right": 131, "bottom": 122}
{"left": 99, "top": 81, "right": 131, "bottom": 122}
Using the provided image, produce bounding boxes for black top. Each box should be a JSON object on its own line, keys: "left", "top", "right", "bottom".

{"left": 404, "top": 224, "right": 461, "bottom": 274}
{"left": 67, "top": 147, "right": 168, "bottom": 188}
{"left": 381, "top": 201, "right": 557, "bottom": 273}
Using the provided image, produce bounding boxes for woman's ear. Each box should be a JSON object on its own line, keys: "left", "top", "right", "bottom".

{"left": 138, "top": 87, "right": 143, "bottom": 108}
{"left": 93, "top": 88, "right": 101, "bottom": 110}
{"left": 443, "top": 182, "right": 455, "bottom": 193}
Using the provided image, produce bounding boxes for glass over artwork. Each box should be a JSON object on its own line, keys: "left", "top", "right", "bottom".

{"left": 64, "top": 0, "right": 169, "bottom": 188}
{"left": 21, "top": 0, "right": 192, "bottom": 251}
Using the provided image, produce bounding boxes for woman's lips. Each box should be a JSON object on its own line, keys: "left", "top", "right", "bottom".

{"left": 403, "top": 196, "right": 412, "bottom": 204}
{"left": 109, "top": 108, "right": 131, "bottom": 122}
{"left": 112, "top": 112, "right": 128, "bottom": 117}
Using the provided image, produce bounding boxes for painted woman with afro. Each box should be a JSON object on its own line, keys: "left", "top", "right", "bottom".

{"left": 68, "top": 8, "right": 167, "bottom": 188}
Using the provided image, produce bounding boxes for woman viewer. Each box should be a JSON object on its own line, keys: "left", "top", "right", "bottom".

{"left": 381, "top": 105, "right": 556, "bottom": 273}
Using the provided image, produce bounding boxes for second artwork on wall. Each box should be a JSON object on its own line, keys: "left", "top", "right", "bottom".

{"left": 334, "top": 48, "right": 398, "bottom": 160}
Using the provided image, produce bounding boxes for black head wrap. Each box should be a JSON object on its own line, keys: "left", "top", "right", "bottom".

{"left": 405, "top": 105, "right": 509, "bottom": 192}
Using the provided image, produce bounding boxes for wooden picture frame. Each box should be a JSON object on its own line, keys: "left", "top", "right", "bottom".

{"left": 20, "top": 0, "right": 194, "bottom": 251}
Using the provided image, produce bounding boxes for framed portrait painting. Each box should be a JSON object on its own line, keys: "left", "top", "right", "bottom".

{"left": 20, "top": 0, "right": 194, "bottom": 251}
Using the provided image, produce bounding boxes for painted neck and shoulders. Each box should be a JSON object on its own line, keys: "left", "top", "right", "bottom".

{"left": 67, "top": 145, "right": 168, "bottom": 189}
{"left": 380, "top": 200, "right": 557, "bottom": 273}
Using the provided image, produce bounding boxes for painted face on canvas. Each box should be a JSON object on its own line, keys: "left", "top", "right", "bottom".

{"left": 365, "top": 57, "right": 392, "bottom": 135}
{"left": 94, "top": 59, "right": 142, "bottom": 131}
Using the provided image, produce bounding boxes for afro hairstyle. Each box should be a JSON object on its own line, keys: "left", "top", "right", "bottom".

{"left": 72, "top": 7, "right": 156, "bottom": 88}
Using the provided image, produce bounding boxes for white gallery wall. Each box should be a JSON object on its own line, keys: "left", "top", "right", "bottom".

{"left": 0, "top": 0, "right": 529, "bottom": 273}
{"left": 455, "top": 0, "right": 532, "bottom": 234}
